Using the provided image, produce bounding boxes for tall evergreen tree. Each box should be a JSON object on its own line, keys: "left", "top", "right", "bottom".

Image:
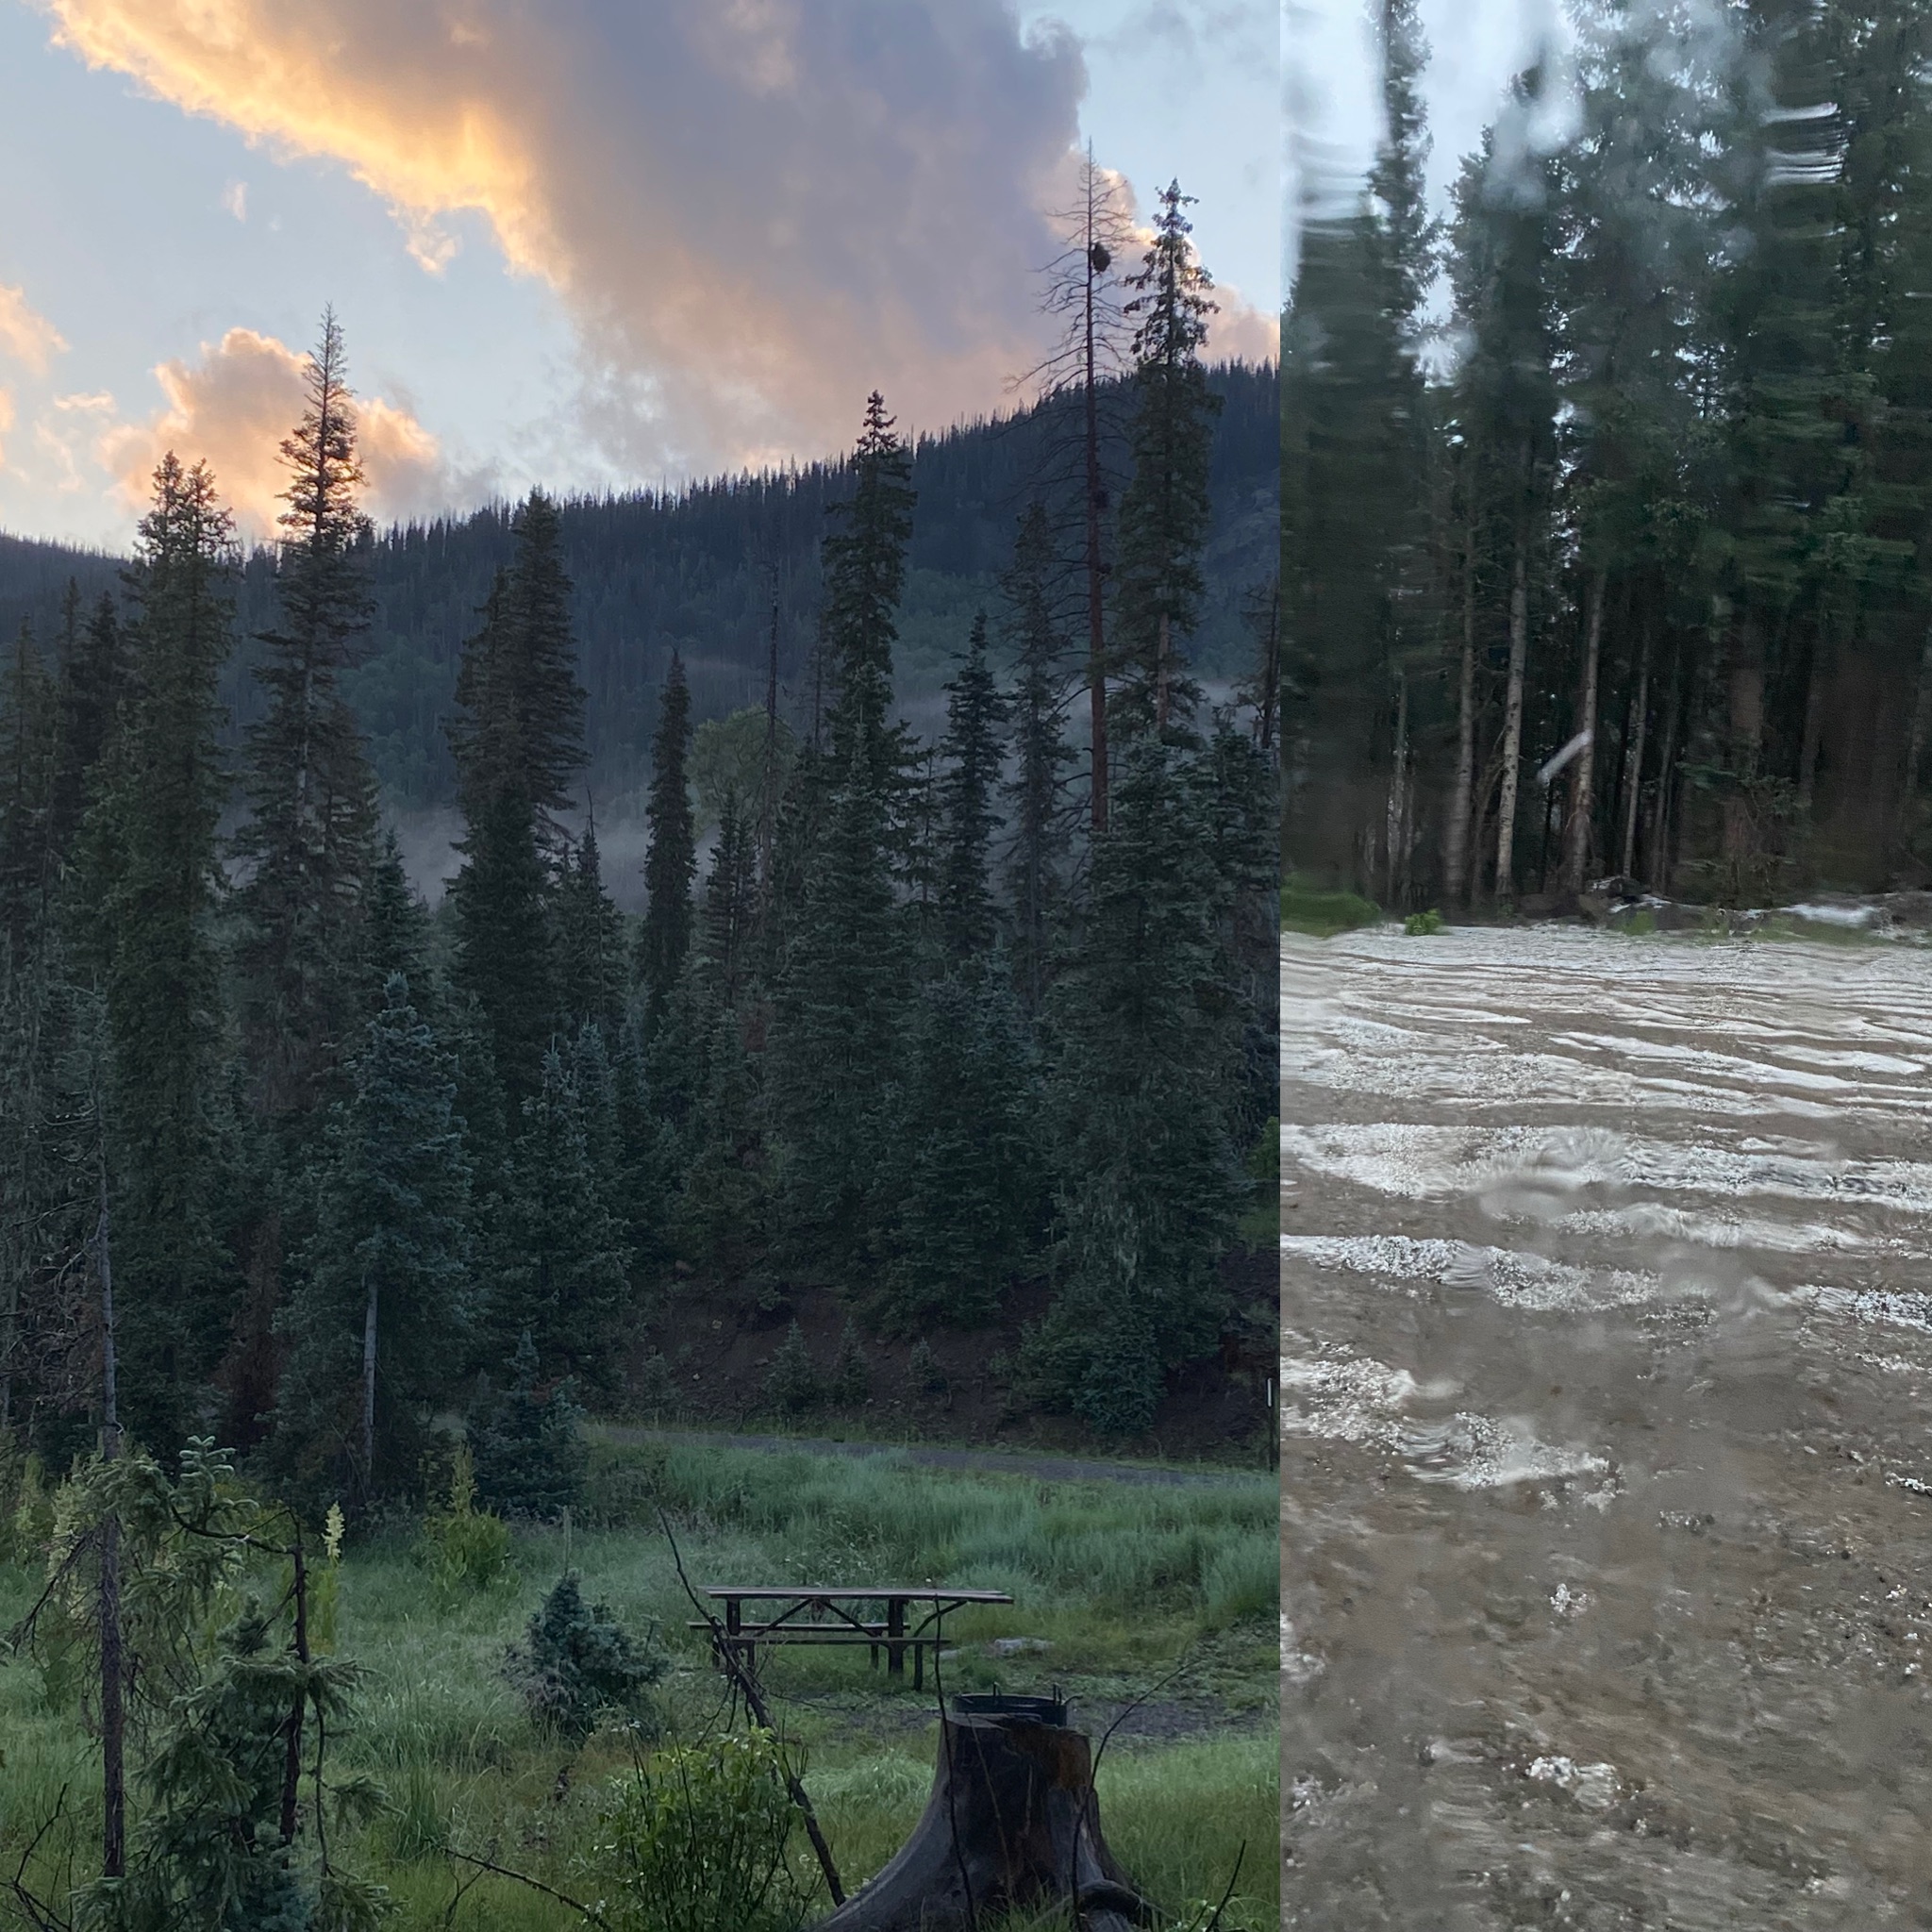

{"left": 934, "top": 612, "right": 1007, "bottom": 962}
{"left": 638, "top": 652, "right": 696, "bottom": 1023}
{"left": 73, "top": 455, "right": 240, "bottom": 1447}
{"left": 554, "top": 821, "right": 626, "bottom": 1037}
{"left": 1001, "top": 503, "right": 1076, "bottom": 1013}
{"left": 768, "top": 397, "right": 917, "bottom": 1279}
{"left": 0, "top": 619, "right": 53, "bottom": 958}
{"left": 1114, "top": 182, "right": 1223, "bottom": 739}
{"left": 48, "top": 590, "right": 125, "bottom": 869}
{"left": 230, "top": 311, "right": 382, "bottom": 1123}
{"left": 275, "top": 972, "right": 471, "bottom": 1498}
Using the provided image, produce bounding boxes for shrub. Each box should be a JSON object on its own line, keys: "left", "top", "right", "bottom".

{"left": 580, "top": 1729, "right": 809, "bottom": 1932}
{"left": 1403, "top": 908, "right": 1445, "bottom": 936}
{"left": 413, "top": 1444, "right": 515, "bottom": 1601}
{"left": 763, "top": 1322, "right": 820, "bottom": 1416}
{"left": 468, "top": 1331, "right": 587, "bottom": 1520}
{"left": 1280, "top": 874, "right": 1379, "bottom": 938}
{"left": 907, "top": 1338, "right": 948, "bottom": 1396}
{"left": 505, "top": 1572, "right": 667, "bottom": 1741}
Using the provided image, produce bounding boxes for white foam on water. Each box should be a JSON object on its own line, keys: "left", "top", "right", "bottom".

{"left": 1282, "top": 1232, "right": 1663, "bottom": 1313}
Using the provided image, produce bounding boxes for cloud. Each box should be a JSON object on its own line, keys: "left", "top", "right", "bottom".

{"left": 0, "top": 285, "right": 67, "bottom": 375}
{"left": 0, "top": 389, "right": 14, "bottom": 470}
{"left": 101, "top": 327, "right": 453, "bottom": 540}
{"left": 222, "top": 179, "right": 247, "bottom": 220}
{"left": 35, "top": 0, "right": 1108, "bottom": 475}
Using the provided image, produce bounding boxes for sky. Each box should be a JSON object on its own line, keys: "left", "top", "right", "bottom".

{"left": 0, "top": 0, "right": 1280, "bottom": 552}
{"left": 1284, "top": 0, "right": 1572, "bottom": 291}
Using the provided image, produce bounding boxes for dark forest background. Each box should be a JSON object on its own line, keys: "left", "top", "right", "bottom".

{"left": 1287, "top": 0, "right": 1932, "bottom": 910}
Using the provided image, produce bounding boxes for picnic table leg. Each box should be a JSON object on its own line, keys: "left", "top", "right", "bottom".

{"left": 887, "top": 1598, "right": 906, "bottom": 1680}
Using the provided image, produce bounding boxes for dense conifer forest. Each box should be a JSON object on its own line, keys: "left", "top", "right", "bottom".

{"left": 0, "top": 368, "right": 1278, "bottom": 821}
{"left": 0, "top": 180, "right": 1278, "bottom": 1530}
{"left": 1287, "top": 0, "right": 1932, "bottom": 908}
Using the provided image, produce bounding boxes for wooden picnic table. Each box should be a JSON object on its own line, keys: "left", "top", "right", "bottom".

{"left": 692, "top": 1586, "right": 1014, "bottom": 1690}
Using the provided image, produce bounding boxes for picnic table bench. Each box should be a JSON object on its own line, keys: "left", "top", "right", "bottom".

{"left": 692, "top": 1586, "right": 1014, "bottom": 1690}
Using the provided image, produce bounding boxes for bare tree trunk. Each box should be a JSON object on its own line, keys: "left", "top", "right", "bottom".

{"left": 1620, "top": 618, "right": 1654, "bottom": 880}
{"left": 1385, "top": 673, "right": 1409, "bottom": 909}
{"left": 280, "top": 1524, "right": 308, "bottom": 1847}
{"left": 1723, "top": 604, "right": 1766, "bottom": 871}
{"left": 1651, "top": 634, "right": 1685, "bottom": 896}
{"left": 1798, "top": 612, "right": 1831, "bottom": 823}
{"left": 1443, "top": 513, "right": 1478, "bottom": 906}
{"left": 1564, "top": 571, "right": 1607, "bottom": 896}
{"left": 1899, "top": 619, "right": 1932, "bottom": 852}
{"left": 1083, "top": 181, "right": 1109, "bottom": 836}
{"left": 361, "top": 1272, "right": 378, "bottom": 1491}
{"left": 1495, "top": 541, "right": 1530, "bottom": 901}
{"left": 96, "top": 1177, "right": 125, "bottom": 1881}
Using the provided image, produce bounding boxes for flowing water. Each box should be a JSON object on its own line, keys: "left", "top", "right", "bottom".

{"left": 1280, "top": 925, "right": 1932, "bottom": 1928}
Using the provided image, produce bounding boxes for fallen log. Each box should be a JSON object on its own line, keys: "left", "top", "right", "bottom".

{"left": 815, "top": 1693, "right": 1158, "bottom": 1932}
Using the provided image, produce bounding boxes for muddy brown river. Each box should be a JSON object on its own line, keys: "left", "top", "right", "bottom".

{"left": 1280, "top": 925, "right": 1932, "bottom": 1928}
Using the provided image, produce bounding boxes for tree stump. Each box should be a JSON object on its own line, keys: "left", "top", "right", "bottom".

{"left": 815, "top": 1693, "right": 1158, "bottom": 1932}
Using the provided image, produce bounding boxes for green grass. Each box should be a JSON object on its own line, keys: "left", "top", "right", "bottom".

{"left": 0, "top": 1441, "right": 1277, "bottom": 1930}
{"left": 1281, "top": 874, "right": 1380, "bottom": 938}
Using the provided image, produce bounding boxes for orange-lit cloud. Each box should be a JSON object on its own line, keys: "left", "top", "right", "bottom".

{"left": 0, "top": 286, "right": 67, "bottom": 375}
{"left": 34, "top": 0, "right": 1114, "bottom": 474}
{"left": 102, "top": 328, "right": 452, "bottom": 541}
{"left": 0, "top": 389, "right": 15, "bottom": 471}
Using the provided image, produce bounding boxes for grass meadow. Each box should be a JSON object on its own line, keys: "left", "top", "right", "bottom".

{"left": 0, "top": 1437, "right": 1278, "bottom": 1930}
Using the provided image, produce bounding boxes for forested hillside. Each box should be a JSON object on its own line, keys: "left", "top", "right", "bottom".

{"left": 0, "top": 363, "right": 1277, "bottom": 819}
{"left": 0, "top": 180, "right": 1277, "bottom": 1528}
{"left": 1287, "top": 0, "right": 1932, "bottom": 908}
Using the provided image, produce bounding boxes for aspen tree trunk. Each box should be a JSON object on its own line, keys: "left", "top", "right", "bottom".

{"left": 1495, "top": 541, "right": 1530, "bottom": 901}
{"left": 1564, "top": 571, "right": 1607, "bottom": 896}
{"left": 1621, "top": 619, "right": 1653, "bottom": 880}
{"left": 1444, "top": 513, "right": 1478, "bottom": 906}
{"left": 96, "top": 1175, "right": 125, "bottom": 1881}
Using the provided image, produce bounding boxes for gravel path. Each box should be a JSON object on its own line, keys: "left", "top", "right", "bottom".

{"left": 1282, "top": 926, "right": 1932, "bottom": 1929}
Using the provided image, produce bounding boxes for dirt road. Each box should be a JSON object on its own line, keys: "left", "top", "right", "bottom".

{"left": 1282, "top": 925, "right": 1932, "bottom": 1928}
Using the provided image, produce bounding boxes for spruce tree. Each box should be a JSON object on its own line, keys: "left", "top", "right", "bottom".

{"left": 889, "top": 969, "right": 1042, "bottom": 1330}
{"left": 489, "top": 1046, "right": 632, "bottom": 1387}
{"left": 935, "top": 612, "right": 1007, "bottom": 963}
{"left": 1113, "top": 182, "right": 1223, "bottom": 740}
{"left": 360, "top": 827, "right": 430, "bottom": 1003}
{"left": 768, "top": 396, "right": 917, "bottom": 1279}
{"left": 1029, "top": 737, "right": 1245, "bottom": 1435}
{"left": 0, "top": 618, "right": 53, "bottom": 958}
{"left": 230, "top": 310, "right": 382, "bottom": 1123}
{"left": 554, "top": 821, "right": 626, "bottom": 1037}
{"left": 48, "top": 589, "right": 124, "bottom": 869}
{"left": 1002, "top": 502, "right": 1076, "bottom": 1014}
{"left": 638, "top": 651, "right": 696, "bottom": 1023}
{"left": 73, "top": 455, "right": 240, "bottom": 1447}
{"left": 275, "top": 972, "right": 472, "bottom": 1499}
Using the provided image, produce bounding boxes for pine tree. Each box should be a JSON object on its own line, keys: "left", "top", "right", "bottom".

{"left": 450, "top": 784, "right": 554, "bottom": 1112}
{"left": 554, "top": 821, "right": 626, "bottom": 1037}
{"left": 1001, "top": 504, "right": 1076, "bottom": 1013}
{"left": 1113, "top": 182, "right": 1223, "bottom": 740}
{"left": 275, "top": 973, "right": 472, "bottom": 1500}
{"left": 488, "top": 1047, "right": 632, "bottom": 1387}
{"left": 230, "top": 311, "right": 382, "bottom": 1123}
{"left": 1028, "top": 737, "right": 1246, "bottom": 1435}
{"left": 0, "top": 618, "right": 53, "bottom": 958}
{"left": 638, "top": 652, "right": 696, "bottom": 1023}
{"left": 48, "top": 588, "right": 124, "bottom": 869}
{"left": 935, "top": 612, "right": 1007, "bottom": 963}
{"left": 73, "top": 455, "right": 240, "bottom": 1448}
{"left": 697, "top": 792, "right": 757, "bottom": 1010}
{"left": 889, "top": 969, "right": 1043, "bottom": 1330}
{"left": 359, "top": 828, "right": 429, "bottom": 1004}
{"left": 768, "top": 398, "right": 918, "bottom": 1280}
